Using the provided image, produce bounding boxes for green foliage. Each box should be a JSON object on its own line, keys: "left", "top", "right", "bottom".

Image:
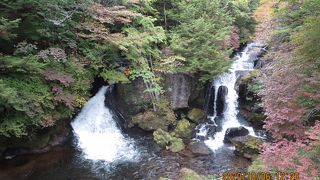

{"left": 248, "top": 81, "right": 263, "bottom": 95}
{"left": 294, "top": 16, "right": 320, "bottom": 69}
{"left": 153, "top": 128, "right": 172, "bottom": 147}
{"left": 169, "top": 0, "right": 233, "bottom": 81}
{"left": 0, "top": 18, "right": 20, "bottom": 40}
{"left": 243, "top": 70, "right": 263, "bottom": 95}
{"left": 0, "top": 0, "right": 263, "bottom": 138}
{"left": 247, "top": 156, "right": 267, "bottom": 172}
{"left": 298, "top": 97, "right": 317, "bottom": 109}
{"left": 0, "top": 55, "right": 45, "bottom": 74}
{"left": 99, "top": 70, "right": 130, "bottom": 84}
{"left": 120, "top": 15, "right": 166, "bottom": 110}
{"left": 225, "top": 0, "right": 260, "bottom": 43}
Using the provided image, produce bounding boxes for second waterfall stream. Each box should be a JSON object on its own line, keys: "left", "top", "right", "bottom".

{"left": 198, "top": 43, "right": 263, "bottom": 151}
{"left": 71, "top": 86, "right": 138, "bottom": 163}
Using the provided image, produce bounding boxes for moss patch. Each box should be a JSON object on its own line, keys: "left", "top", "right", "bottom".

{"left": 187, "top": 108, "right": 205, "bottom": 124}
{"left": 129, "top": 111, "right": 175, "bottom": 131}
{"left": 153, "top": 129, "right": 185, "bottom": 153}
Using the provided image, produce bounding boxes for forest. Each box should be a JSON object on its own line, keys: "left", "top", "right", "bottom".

{"left": 0, "top": 0, "right": 319, "bottom": 179}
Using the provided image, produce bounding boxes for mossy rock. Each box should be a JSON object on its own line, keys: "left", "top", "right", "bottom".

{"left": 187, "top": 108, "right": 205, "bottom": 124}
{"left": 153, "top": 129, "right": 185, "bottom": 153}
{"left": 168, "top": 137, "right": 185, "bottom": 153}
{"left": 129, "top": 111, "right": 174, "bottom": 131}
{"left": 230, "top": 135, "right": 263, "bottom": 159}
{"left": 116, "top": 79, "right": 153, "bottom": 115}
{"left": 179, "top": 168, "right": 203, "bottom": 180}
{"left": 174, "top": 119, "right": 195, "bottom": 138}
{"left": 153, "top": 129, "right": 172, "bottom": 147}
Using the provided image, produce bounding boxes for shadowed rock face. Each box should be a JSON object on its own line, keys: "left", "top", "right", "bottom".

{"left": 206, "top": 85, "right": 216, "bottom": 117}
{"left": 216, "top": 86, "right": 228, "bottom": 116}
{"left": 164, "top": 73, "right": 192, "bottom": 110}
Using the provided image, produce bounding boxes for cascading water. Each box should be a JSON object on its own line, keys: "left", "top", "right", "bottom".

{"left": 199, "top": 43, "right": 262, "bottom": 151}
{"left": 71, "top": 86, "right": 138, "bottom": 162}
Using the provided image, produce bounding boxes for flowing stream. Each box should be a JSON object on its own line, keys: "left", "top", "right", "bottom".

{"left": 71, "top": 86, "right": 138, "bottom": 163}
{"left": 197, "top": 43, "right": 261, "bottom": 151}
{"left": 0, "top": 44, "right": 265, "bottom": 180}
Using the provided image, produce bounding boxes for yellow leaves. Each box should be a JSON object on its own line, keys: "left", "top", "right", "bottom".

{"left": 78, "top": 2, "right": 142, "bottom": 45}
{"left": 155, "top": 55, "right": 186, "bottom": 73}
{"left": 78, "top": 22, "right": 124, "bottom": 45}
{"left": 90, "top": 2, "right": 142, "bottom": 25}
{"left": 75, "top": 97, "right": 87, "bottom": 108}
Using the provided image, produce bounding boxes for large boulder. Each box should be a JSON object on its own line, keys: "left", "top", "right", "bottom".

{"left": 230, "top": 135, "right": 263, "bottom": 160}
{"left": 187, "top": 141, "right": 212, "bottom": 156}
{"left": 223, "top": 126, "right": 249, "bottom": 143}
{"left": 163, "top": 73, "right": 192, "bottom": 110}
{"left": 116, "top": 78, "right": 152, "bottom": 116}
{"left": 174, "top": 119, "right": 195, "bottom": 138}
{"left": 153, "top": 129, "right": 185, "bottom": 153}
{"left": 129, "top": 111, "right": 174, "bottom": 131}
{"left": 187, "top": 108, "right": 206, "bottom": 124}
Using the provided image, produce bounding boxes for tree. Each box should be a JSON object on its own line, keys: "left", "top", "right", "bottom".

{"left": 168, "top": 0, "right": 233, "bottom": 82}
{"left": 119, "top": 15, "right": 166, "bottom": 111}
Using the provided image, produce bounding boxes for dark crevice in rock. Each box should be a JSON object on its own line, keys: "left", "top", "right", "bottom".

{"left": 216, "top": 86, "right": 228, "bottom": 117}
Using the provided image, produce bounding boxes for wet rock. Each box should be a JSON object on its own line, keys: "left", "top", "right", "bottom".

{"left": 254, "top": 59, "right": 264, "bottom": 69}
{"left": 216, "top": 86, "right": 228, "bottom": 116}
{"left": 0, "top": 123, "right": 70, "bottom": 159}
{"left": 235, "top": 70, "right": 251, "bottom": 81}
{"left": 174, "top": 119, "right": 195, "bottom": 138}
{"left": 247, "top": 43, "right": 267, "bottom": 69}
{"left": 205, "top": 85, "right": 216, "bottom": 116}
{"left": 230, "top": 135, "right": 263, "bottom": 160}
{"left": 223, "top": 126, "right": 249, "bottom": 144}
{"left": 187, "top": 141, "right": 212, "bottom": 156}
{"left": 153, "top": 129, "right": 185, "bottom": 153}
{"left": 206, "top": 124, "right": 218, "bottom": 138}
{"left": 187, "top": 108, "right": 206, "bottom": 124}
{"left": 129, "top": 111, "right": 174, "bottom": 131}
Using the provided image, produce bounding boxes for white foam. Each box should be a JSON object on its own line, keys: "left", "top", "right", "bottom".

{"left": 204, "top": 44, "right": 257, "bottom": 151}
{"left": 71, "top": 86, "right": 137, "bottom": 162}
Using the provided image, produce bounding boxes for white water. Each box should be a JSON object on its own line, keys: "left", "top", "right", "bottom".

{"left": 204, "top": 43, "right": 258, "bottom": 151}
{"left": 71, "top": 86, "right": 137, "bottom": 162}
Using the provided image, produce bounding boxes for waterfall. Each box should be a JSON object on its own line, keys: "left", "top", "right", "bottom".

{"left": 71, "top": 86, "right": 137, "bottom": 162}
{"left": 200, "top": 43, "right": 259, "bottom": 151}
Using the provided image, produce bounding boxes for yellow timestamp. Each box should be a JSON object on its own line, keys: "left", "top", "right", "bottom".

{"left": 222, "top": 171, "right": 299, "bottom": 180}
